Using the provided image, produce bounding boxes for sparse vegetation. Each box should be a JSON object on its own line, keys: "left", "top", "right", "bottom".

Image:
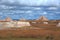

{"left": 0, "top": 27, "right": 60, "bottom": 40}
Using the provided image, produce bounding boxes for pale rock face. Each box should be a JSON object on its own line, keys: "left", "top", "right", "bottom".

{"left": 17, "top": 21, "right": 31, "bottom": 27}
{"left": 37, "top": 16, "right": 48, "bottom": 21}
{"left": 57, "top": 22, "right": 60, "bottom": 27}
{"left": 0, "top": 21, "right": 31, "bottom": 28}
{"left": 0, "top": 22, "right": 3, "bottom": 27}
{"left": 5, "top": 17, "right": 12, "bottom": 21}
{"left": 32, "top": 22, "right": 36, "bottom": 23}
{"left": 4, "top": 22, "right": 15, "bottom": 27}
{"left": 43, "top": 22, "right": 48, "bottom": 24}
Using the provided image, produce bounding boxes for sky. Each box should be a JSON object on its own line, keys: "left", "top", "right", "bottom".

{"left": 0, "top": 0, "right": 60, "bottom": 20}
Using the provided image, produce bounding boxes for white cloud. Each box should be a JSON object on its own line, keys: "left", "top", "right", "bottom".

{"left": 0, "top": 5, "right": 15, "bottom": 9}
{"left": 26, "top": 10, "right": 32, "bottom": 13}
{"left": 43, "top": 12, "right": 47, "bottom": 14}
{"left": 0, "top": 0, "right": 60, "bottom": 6}
{"left": 33, "top": 7, "right": 41, "bottom": 10}
{"left": 0, "top": 12, "right": 3, "bottom": 15}
{"left": 18, "top": 0, "right": 60, "bottom": 6}
{"left": 55, "top": 12, "right": 60, "bottom": 14}
{"left": 48, "top": 7, "right": 58, "bottom": 10}
{"left": 49, "top": 13, "right": 54, "bottom": 15}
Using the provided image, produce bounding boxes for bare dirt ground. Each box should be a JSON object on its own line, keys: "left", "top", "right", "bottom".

{"left": 0, "top": 27, "right": 60, "bottom": 40}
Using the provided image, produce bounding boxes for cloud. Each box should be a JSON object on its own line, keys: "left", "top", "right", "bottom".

{"left": 33, "top": 7, "right": 41, "bottom": 10}
{"left": 43, "top": 12, "right": 47, "bottom": 14}
{"left": 25, "top": 10, "right": 32, "bottom": 13}
{"left": 56, "top": 12, "right": 60, "bottom": 14}
{"left": 0, "top": 0, "right": 60, "bottom": 6}
{"left": 0, "top": 5, "right": 15, "bottom": 9}
{"left": 0, "top": 0, "right": 60, "bottom": 20}
{"left": 48, "top": 7, "right": 58, "bottom": 10}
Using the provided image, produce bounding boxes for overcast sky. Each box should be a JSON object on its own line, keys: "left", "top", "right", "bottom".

{"left": 0, "top": 0, "right": 60, "bottom": 6}
{"left": 0, "top": 0, "right": 60, "bottom": 20}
